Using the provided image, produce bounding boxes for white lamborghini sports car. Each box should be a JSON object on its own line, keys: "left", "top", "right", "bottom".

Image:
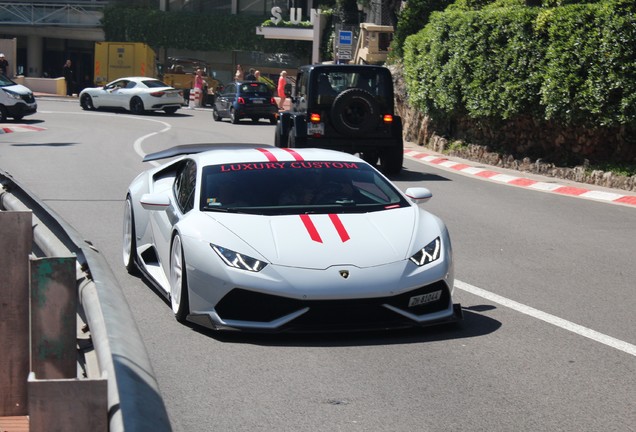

{"left": 123, "top": 145, "right": 462, "bottom": 332}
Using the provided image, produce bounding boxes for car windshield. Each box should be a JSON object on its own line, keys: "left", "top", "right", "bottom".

{"left": 0, "top": 75, "right": 17, "bottom": 87}
{"left": 142, "top": 79, "right": 170, "bottom": 88}
{"left": 200, "top": 160, "right": 409, "bottom": 215}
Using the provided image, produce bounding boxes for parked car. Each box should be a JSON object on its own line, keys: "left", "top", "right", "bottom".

{"left": 0, "top": 74, "right": 37, "bottom": 122}
{"left": 213, "top": 81, "right": 278, "bottom": 125}
{"left": 79, "top": 77, "right": 183, "bottom": 114}
{"left": 276, "top": 64, "right": 403, "bottom": 175}
{"left": 123, "top": 144, "right": 462, "bottom": 332}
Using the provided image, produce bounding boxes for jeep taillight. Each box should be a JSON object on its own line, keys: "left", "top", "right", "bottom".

{"left": 238, "top": 97, "right": 246, "bottom": 104}
{"left": 270, "top": 97, "right": 277, "bottom": 105}
{"left": 383, "top": 114, "right": 393, "bottom": 123}
{"left": 310, "top": 113, "right": 321, "bottom": 123}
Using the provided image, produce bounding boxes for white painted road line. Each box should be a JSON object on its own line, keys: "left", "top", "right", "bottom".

{"left": 455, "top": 280, "right": 636, "bottom": 357}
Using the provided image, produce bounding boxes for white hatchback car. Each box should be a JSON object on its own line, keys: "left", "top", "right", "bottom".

{"left": 79, "top": 76, "right": 183, "bottom": 114}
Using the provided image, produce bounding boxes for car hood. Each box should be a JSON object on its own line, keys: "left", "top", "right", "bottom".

{"left": 3, "top": 83, "right": 32, "bottom": 95}
{"left": 201, "top": 208, "right": 436, "bottom": 269}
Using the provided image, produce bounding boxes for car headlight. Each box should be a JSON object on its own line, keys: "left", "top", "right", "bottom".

{"left": 211, "top": 244, "right": 267, "bottom": 272}
{"left": 409, "top": 237, "right": 442, "bottom": 266}
{"left": 2, "top": 88, "right": 22, "bottom": 100}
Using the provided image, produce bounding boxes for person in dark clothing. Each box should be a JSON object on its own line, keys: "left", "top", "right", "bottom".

{"left": 63, "top": 59, "right": 73, "bottom": 96}
{"left": 0, "top": 54, "right": 8, "bottom": 76}
{"left": 245, "top": 68, "right": 256, "bottom": 81}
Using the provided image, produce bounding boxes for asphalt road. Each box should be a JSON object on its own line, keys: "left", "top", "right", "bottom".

{"left": 1, "top": 99, "right": 634, "bottom": 432}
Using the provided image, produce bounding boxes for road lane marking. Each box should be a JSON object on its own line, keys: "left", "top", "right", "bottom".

{"left": 39, "top": 110, "right": 172, "bottom": 166}
{"left": 455, "top": 280, "right": 636, "bottom": 357}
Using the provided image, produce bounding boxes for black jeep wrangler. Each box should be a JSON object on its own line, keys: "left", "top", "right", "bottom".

{"left": 275, "top": 64, "right": 403, "bottom": 175}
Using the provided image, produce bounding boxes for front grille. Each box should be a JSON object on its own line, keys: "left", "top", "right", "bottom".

{"left": 21, "top": 94, "right": 35, "bottom": 103}
{"left": 215, "top": 280, "right": 451, "bottom": 331}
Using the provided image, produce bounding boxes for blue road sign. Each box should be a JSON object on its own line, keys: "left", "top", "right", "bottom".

{"left": 339, "top": 30, "right": 353, "bottom": 46}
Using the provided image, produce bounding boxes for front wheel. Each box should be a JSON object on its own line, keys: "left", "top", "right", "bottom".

{"left": 170, "top": 234, "right": 190, "bottom": 322}
{"left": 122, "top": 196, "right": 139, "bottom": 275}
{"left": 230, "top": 108, "right": 239, "bottom": 124}
{"left": 80, "top": 94, "right": 95, "bottom": 111}
{"left": 212, "top": 107, "right": 222, "bottom": 121}
{"left": 0, "top": 105, "right": 8, "bottom": 122}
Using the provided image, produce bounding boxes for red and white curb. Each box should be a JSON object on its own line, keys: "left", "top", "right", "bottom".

{"left": 405, "top": 149, "right": 636, "bottom": 207}
{"left": 0, "top": 125, "right": 46, "bottom": 134}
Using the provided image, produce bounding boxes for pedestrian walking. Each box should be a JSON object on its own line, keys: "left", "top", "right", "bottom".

{"left": 277, "top": 70, "right": 288, "bottom": 110}
{"left": 193, "top": 67, "right": 205, "bottom": 107}
{"left": 63, "top": 59, "right": 73, "bottom": 96}
{"left": 0, "top": 54, "right": 8, "bottom": 77}
{"left": 234, "top": 64, "right": 244, "bottom": 81}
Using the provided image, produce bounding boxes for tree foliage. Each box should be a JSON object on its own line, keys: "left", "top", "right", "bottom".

{"left": 101, "top": 6, "right": 312, "bottom": 61}
{"left": 403, "top": 0, "right": 636, "bottom": 127}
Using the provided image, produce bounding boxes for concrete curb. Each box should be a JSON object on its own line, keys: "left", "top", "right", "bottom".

{"left": 403, "top": 146, "right": 636, "bottom": 207}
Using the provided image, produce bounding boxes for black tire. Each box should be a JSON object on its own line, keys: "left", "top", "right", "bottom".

{"left": 230, "top": 108, "right": 239, "bottom": 124}
{"left": 380, "top": 146, "right": 403, "bottom": 176}
{"left": 122, "top": 196, "right": 140, "bottom": 275}
{"left": 80, "top": 94, "right": 94, "bottom": 111}
{"left": 287, "top": 128, "right": 297, "bottom": 148}
{"left": 330, "top": 89, "right": 380, "bottom": 136}
{"left": 170, "top": 234, "right": 190, "bottom": 323}
{"left": 130, "top": 97, "right": 145, "bottom": 115}
{"left": 13, "top": 114, "right": 23, "bottom": 121}
{"left": 212, "top": 107, "right": 222, "bottom": 121}
{"left": 361, "top": 151, "right": 379, "bottom": 166}
{"left": 0, "top": 105, "right": 8, "bottom": 122}
{"left": 269, "top": 116, "right": 277, "bottom": 125}
{"left": 274, "top": 119, "right": 288, "bottom": 148}
{"left": 164, "top": 107, "right": 178, "bottom": 114}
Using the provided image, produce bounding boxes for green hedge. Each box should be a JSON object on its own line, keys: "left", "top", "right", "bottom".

{"left": 102, "top": 6, "right": 312, "bottom": 61}
{"left": 403, "top": 0, "right": 636, "bottom": 127}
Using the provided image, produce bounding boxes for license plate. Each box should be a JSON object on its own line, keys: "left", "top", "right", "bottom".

{"left": 252, "top": 99, "right": 264, "bottom": 104}
{"left": 307, "top": 122, "right": 324, "bottom": 135}
{"left": 408, "top": 290, "right": 442, "bottom": 307}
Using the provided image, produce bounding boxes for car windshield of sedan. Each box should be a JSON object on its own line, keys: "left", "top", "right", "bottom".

{"left": 200, "top": 160, "right": 409, "bottom": 215}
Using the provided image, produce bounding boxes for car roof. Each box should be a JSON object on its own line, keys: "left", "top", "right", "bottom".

{"left": 144, "top": 145, "right": 367, "bottom": 166}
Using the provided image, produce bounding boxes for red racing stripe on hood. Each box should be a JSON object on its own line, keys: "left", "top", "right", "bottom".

{"left": 282, "top": 148, "right": 304, "bottom": 161}
{"left": 300, "top": 214, "right": 323, "bottom": 243}
{"left": 256, "top": 147, "right": 278, "bottom": 161}
{"left": 329, "top": 214, "right": 350, "bottom": 242}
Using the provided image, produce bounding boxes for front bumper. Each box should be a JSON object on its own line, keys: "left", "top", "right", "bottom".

{"left": 6, "top": 102, "right": 37, "bottom": 118}
{"left": 187, "top": 280, "right": 462, "bottom": 333}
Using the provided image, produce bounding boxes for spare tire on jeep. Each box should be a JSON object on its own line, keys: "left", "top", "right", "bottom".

{"left": 330, "top": 88, "right": 380, "bottom": 136}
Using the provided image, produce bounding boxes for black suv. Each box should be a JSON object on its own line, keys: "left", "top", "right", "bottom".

{"left": 275, "top": 64, "right": 403, "bottom": 175}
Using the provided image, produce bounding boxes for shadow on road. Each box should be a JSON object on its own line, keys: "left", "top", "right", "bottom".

{"left": 191, "top": 307, "right": 501, "bottom": 347}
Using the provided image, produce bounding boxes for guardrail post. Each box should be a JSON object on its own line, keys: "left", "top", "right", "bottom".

{"left": 28, "top": 372, "right": 108, "bottom": 431}
{"left": 0, "top": 211, "right": 32, "bottom": 416}
{"left": 30, "top": 256, "right": 77, "bottom": 379}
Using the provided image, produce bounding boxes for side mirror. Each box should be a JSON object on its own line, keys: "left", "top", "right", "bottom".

{"left": 404, "top": 187, "right": 432, "bottom": 203}
{"left": 140, "top": 193, "right": 171, "bottom": 211}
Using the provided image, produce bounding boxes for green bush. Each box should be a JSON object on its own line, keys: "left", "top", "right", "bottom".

{"left": 403, "top": 0, "right": 636, "bottom": 127}
{"left": 102, "top": 6, "right": 312, "bottom": 61}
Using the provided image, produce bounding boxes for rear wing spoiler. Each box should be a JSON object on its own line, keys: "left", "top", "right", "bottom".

{"left": 143, "top": 143, "right": 265, "bottom": 162}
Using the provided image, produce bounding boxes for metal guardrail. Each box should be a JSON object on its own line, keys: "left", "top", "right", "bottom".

{"left": 0, "top": 169, "right": 172, "bottom": 432}
{"left": 0, "top": 1, "right": 106, "bottom": 27}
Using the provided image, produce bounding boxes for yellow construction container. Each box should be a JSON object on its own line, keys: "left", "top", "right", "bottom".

{"left": 94, "top": 42, "right": 157, "bottom": 86}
